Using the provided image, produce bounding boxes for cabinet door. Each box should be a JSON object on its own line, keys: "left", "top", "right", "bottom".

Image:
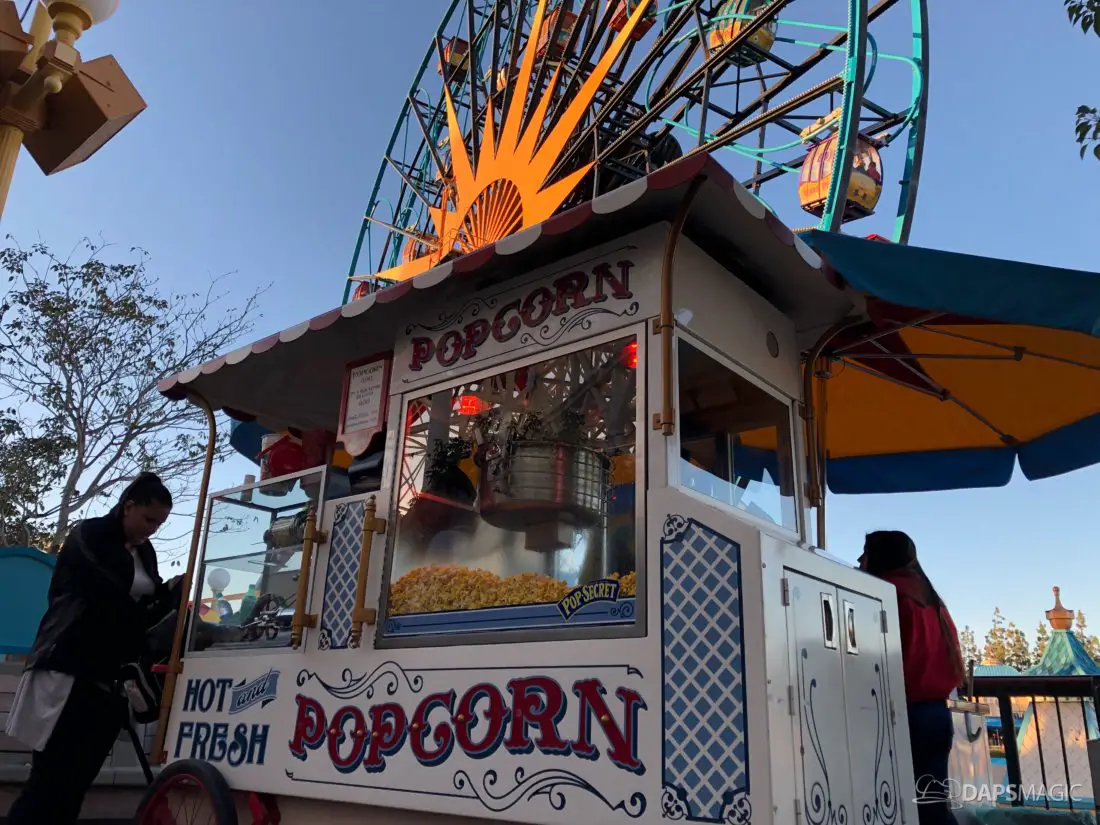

{"left": 838, "top": 589, "right": 901, "bottom": 825}
{"left": 316, "top": 499, "right": 367, "bottom": 652}
{"left": 785, "top": 572, "right": 854, "bottom": 824}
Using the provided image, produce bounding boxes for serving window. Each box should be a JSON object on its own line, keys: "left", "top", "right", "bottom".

{"left": 382, "top": 332, "right": 641, "bottom": 641}
{"left": 187, "top": 469, "right": 326, "bottom": 654}
{"left": 676, "top": 337, "right": 799, "bottom": 533}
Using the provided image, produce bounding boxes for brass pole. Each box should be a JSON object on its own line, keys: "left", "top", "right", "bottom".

{"left": 815, "top": 370, "right": 829, "bottom": 546}
{"left": 654, "top": 175, "right": 706, "bottom": 436}
{"left": 349, "top": 494, "right": 386, "bottom": 647}
{"left": 0, "top": 126, "right": 25, "bottom": 220}
{"left": 290, "top": 507, "right": 320, "bottom": 649}
{"left": 151, "top": 393, "right": 217, "bottom": 764}
{"left": 801, "top": 317, "right": 862, "bottom": 549}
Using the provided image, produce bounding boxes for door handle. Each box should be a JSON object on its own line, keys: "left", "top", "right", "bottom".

{"left": 349, "top": 495, "right": 387, "bottom": 647}
{"left": 821, "top": 593, "right": 837, "bottom": 649}
{"left": 290, "top": 506, "right": 322, "bottom": 649}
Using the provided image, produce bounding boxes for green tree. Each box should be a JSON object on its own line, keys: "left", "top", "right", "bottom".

{"left": 983, "top": 608, "right": 1009, "bottom": 664}
{"left": 1034, "top": 622, "right": 1051, "bottom": 662}
{"left": 1073, "top": 610, "right": 1100, "bottom": 661}
{"left": 1065, "top": 0, "right": 1100, "bottom": 159}
{"left": 0, "top": 239, "right": 263, "bottom": 548}
{"left": 959, "top": 626, "right": 980, "bottom": 668}
{"left": 0, "top": 411, "right": 71, "bottom": 547}
{"left": 1005, "top": 623, "right": 1033, "bottom": 671}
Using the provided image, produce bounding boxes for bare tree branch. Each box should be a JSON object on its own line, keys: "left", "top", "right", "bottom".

{"left": 0, "top": 237, "right": 267, "bottom": 547}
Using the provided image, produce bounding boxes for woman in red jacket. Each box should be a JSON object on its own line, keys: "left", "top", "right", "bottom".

{"left": 860, "top": 530, "right": 964, "bottom": 825}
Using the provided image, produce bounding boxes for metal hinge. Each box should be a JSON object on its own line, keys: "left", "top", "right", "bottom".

{"left": 794, "top": 797, "right": 803, "bottom": 824}
{"left": 787, "top": 685, "right": 796, "bottom": 715}
{"left": 781, "top": 577, "right": 790, "bottom": 606}
{"left": 889, "top": 699, "right": 897, "bottom": 727}
{"left": 880, "top": 609, "right": 888, "bottom": 633}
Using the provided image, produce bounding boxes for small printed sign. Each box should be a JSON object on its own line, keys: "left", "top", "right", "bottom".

{"left": 339, "top": 352, "right": 392, "bottom": 456}
{"left": 557, "top": 578, "right": 621, "bottom": 621}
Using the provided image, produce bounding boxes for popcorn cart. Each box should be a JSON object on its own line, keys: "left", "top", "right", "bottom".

{"left": 139, "top": 153, "right": 1100, "bottom": 825}
{"left": 134, "top": 154, "right": 914, "bottom": 825}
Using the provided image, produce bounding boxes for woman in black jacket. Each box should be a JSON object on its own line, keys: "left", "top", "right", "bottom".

{"left": 4, "top": 473, "right": 175, "bottom": 825}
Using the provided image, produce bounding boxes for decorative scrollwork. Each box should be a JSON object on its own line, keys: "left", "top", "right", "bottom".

{"left": 453, "top": 767, "right": 646, "bottom": 818}
{"left": 662, "top": 514, "right": 688, "bottom": 541}
{"left": 722, "top": 789, "right": 753, "bottom": 824}
{"left": 800, "top": 648, "right": 849, "bottom": 825}
{"left": 861, "top": 664, "right": 897, "bottom": 825}
{"left": 661, "top": 785, "right": 690, "bottom": 820}
{"left": 296, "top": 661, "right": 424, "bottom": 700}
{"left": 405, "top": 295, "right": 500, "bottom": 335}
{"left": 610, "top": 600, "right": 636, "bottom": 619}
{"left": 518, "top": 303, "right": 640, "bottom": 348}
{"left": 317, "top": 628, "right": 332, "bottom": 651}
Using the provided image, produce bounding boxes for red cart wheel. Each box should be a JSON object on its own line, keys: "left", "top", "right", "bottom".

{"left": 134, "top": 759, "right": 237, "bottom": 825}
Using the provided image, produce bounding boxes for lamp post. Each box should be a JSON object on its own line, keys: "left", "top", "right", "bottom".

{"left": 0, "top": 0, "right": 144, "bottom": 220}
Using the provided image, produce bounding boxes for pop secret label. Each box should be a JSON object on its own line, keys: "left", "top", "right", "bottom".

{"left": 396, "top": 250, "right": 656, "bottom": 384}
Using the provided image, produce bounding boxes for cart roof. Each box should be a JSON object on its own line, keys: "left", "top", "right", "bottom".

{"left": 159, "top": 153, "right": 1100, "bottom": 494}
{"left": 157, "top": 154, "right": 857, "bottom": 435}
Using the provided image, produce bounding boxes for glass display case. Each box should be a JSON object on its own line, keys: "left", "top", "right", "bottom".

{"left": 188, "top": 468, "right": 332, "bottom": 654}
{"left": 676, "top": 337, "right": 798, "bottom": 532}
{"left": 382, "top": 332, "right": 641, "bottom": 641}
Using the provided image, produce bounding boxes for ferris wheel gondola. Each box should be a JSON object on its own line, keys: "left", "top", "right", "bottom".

{"left": 344, "top": 0, "right": 929, "bottom": 301}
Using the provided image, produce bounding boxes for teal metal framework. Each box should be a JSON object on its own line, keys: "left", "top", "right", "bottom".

{"left": 342, "top": 0, "right": 930, "bottom": 304}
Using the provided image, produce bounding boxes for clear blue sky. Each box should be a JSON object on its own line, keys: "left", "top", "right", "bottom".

{"left": 3, "top": 1, "right": 1098, "bottom": 642}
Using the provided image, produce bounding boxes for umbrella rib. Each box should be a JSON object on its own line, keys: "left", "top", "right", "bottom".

{"left": 832, "top": 312, "right": 942, "bottom": 355}
{"left": 916, "top": 326, "right": 1100, "bottom": 373}
{"left": 835, "top": 358, "right": 942, "bottom": 399}
{"left": 847, "top": 352, "right": 1021, "bottom": 361}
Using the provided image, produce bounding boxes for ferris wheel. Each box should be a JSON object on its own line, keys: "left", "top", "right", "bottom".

{"left": 343, "top": 0, "right": 928, "bottom": 302}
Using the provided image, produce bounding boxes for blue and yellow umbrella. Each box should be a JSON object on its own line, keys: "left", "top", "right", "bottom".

{"left": 743, "top": 231, "right": 1100, "bottom": 496}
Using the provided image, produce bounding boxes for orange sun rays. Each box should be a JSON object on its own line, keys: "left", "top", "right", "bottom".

{"left": 368, "top": 0, "right": 654, "bottom": 284}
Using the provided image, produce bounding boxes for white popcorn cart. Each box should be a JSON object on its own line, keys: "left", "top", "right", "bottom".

{"left": 140, "top": 155, "right": 930, "bottom": 825}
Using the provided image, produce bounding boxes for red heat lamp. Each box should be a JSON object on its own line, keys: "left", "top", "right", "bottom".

{"left": 620, "top": 341, "right": 639, "bottom": 369}
{"left": 454, "top": 395, "right": 492, "bottom": 416}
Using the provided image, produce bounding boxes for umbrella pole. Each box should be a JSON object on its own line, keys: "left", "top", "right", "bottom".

{"left": 803, "top": 318, "right": 861, "bottom": 549}
{"left": 151, "top": 391, "right": 217, "bottom": 764}
{"left": 816, "top": 370, "right": 828, "bottom": 548}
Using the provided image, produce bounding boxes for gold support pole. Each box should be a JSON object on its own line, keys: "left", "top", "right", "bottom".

{"left": 1, "top": 0, "right": 91, "bottom": 222}
{"left": 349, "top": 494, "right": 387, "bottom": 648}
{"left": 0, "top": 125, "right": 24, "bottom": 219}
{"left": 151, "top": 393, "right": 217, "bottom": 764}
{"left": 801, "top": 317, "right": 862, "bottom": 550}
{"left": 815, "top": 370, "right": 829, "bottom": 547}
{"left": 290, "top": 508, "right": 321, "bottom": 649}
{"left": 653, "top": 175, "right": 706, "bottom": 436}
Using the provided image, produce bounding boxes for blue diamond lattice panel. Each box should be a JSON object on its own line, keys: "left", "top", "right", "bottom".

{"left": 319, "top": 501, "right": 365, "bottom": 650}
{"left": 660, "top": 514, "right": 750, "bottom": 822}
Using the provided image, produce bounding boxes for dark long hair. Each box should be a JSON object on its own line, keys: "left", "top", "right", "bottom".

{"left": 864, "top": 530, "right": 965, "bottom": 687}
{"left": 111, "top": 472, "right": 173, "bottom": 518}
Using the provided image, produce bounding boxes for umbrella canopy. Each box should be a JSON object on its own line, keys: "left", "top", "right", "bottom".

{"left": 791, "top": 231, "right": 1100, "bottom": 494}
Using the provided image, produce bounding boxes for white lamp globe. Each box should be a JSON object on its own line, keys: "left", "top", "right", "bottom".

{"left": 208, "top": 567, "right": 231, "bottom": 593}
{"left": 67, "top": 0, "right": 121, "bottom": 25}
